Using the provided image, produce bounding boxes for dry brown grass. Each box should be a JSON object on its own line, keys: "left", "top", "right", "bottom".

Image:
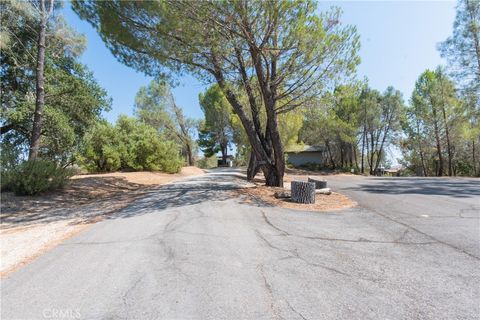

{"left": 234, "top": 168, "right": 357, "bottom": 212}
{"left": 72, "top": 166, "right": 205, "bottom": 185}
{"left": 235, "top": 185, "right": 356, "bottom": 212}
{"left": 1, "top": 167, "right": 205, "bottom": 227}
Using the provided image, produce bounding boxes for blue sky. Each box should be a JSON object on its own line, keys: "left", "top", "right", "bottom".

{"left": 62, "top": 1, "right": 456, "bottom": 123}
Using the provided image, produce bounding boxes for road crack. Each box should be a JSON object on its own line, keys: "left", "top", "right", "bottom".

{"left": 285, "top": 300, "right": 308, "bottom": 320}
{"left": 261, "top": 210, "right": 436, "bottom": 246}
{"left": 122, "top": 273, "right": 145, "bottom": 308}
{"left": 255, "top": 229, "right": 356, "bottom": 279}
{"left": 258, "top": 264, "right": 284, "bottom": 320}
{"left": 262, "top": 211, "right": 289, "bottom": 236}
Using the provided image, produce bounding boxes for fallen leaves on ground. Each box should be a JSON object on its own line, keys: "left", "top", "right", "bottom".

{"left": 235, "top": 185, "right": 357, "bottom": 212}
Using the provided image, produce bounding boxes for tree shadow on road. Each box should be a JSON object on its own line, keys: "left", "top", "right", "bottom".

{"left": 0, "top": 173, "right": 270, "bottom": 228}
{"left": 1, "top": 176, "right": 152, "bottom": 228}
{"left": 106, "top": 173, "right": 275, "bottom": 220}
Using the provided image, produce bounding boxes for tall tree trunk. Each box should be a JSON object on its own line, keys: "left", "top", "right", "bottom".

{"left": 419, "top": 150, "right": 428, "bottom": 177}
{"left": 353, "top": 143, "right": 359, "bottom": 171}
{"left": 415, "top": 119, "right": 428, "bottom": 176}
{"left": 185, "top": 142, "right": 194, "bottom": 166}
{"left": 369, "top": 132, "right": 375, "bottom": 175}
{"left": 247, "top": 151, "right": 260, "bottom": 181}
{"left": 473, "top": 139, "right": 477, "bottom": 176}
{"left": 214, "top": 46, "right": 285, "bottom": 186}
{"left": 264, "top": 111, "right": 284, "bottom": 187}
{"left": 325, "top": 140, "right": 335, "bottom": 169}
{"left": 374, "top": 118, "right": 392, "bottom": 174}
{"left": 443, "top": 115, "right": 453, "bottom": 177}
{"left": 339, "top": 142, "right": 345, "bottom": 168}
{"left": 361, "top": 126, "right": 366, "bottom": 174}
{"left": 29, "top": 0, "right": 54, "bottom": 160}
{"left": 439, "top": 80, "right": 454, "bottom": 176}
{"left": 431, "top": 104, "right": 444, "bottom": 176}
{"left": 348, "top": 143, "right": 354, "bottom": 167}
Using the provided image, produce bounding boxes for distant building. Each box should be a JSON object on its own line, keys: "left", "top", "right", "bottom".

{"left": 377, "top": 164, "right": 405, "bottom": 176}
{"left": 385, "top": 164, "right": 405, "bottom": 176}
{"left": 285, "top": 145, "right": 325, "bottom": 166}
{"left": 217, "top": 155, "right": 234, "bottom": 167}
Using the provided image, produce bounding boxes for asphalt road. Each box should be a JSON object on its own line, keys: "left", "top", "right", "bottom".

{"left": 1, "top": 171, "right": 479, "bottom": 319}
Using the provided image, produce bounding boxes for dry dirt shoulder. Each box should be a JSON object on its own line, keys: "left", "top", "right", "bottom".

{"left": 234, "top": 169, "right": 357, "bottom": 212}
{"left": 0, "top": 167, "right": 205, "bottom": 277}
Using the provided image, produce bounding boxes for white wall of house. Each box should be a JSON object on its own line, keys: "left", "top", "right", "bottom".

{"left": 286, "top": 152, "right": 324, "bottom": 166}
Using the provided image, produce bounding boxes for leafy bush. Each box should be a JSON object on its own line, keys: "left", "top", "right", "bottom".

{"left": 77, "top": 121, "right": 123, "bottom": 172}
{"left": 7, "top": 160, "right": 73, "bottom": 196}
{"left": 78, "top": 116, "right": 183, "bottom": 173}
{"left": 196, "top": 156, "right": 218, "bottom": 169}
{"left": 1, "top": 142, "right": 21, "bottom": 191}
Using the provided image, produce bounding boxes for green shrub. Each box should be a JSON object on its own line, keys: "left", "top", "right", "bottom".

{"left": 1, "top": 142, "right": 21, "bottom": 191}
{"left": 196, "top": 156, "right": 217, "bottom": 169}
{"left": 78, "top": 116, "right": 183, "bottom": 173}
{"left": 77, "top": 121, "right": 123, "bottom": 172}
{"left": 8, "top": 160, "right": 73, "bottom": 196}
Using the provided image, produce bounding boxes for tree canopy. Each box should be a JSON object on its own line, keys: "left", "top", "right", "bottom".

{"left": 198, "top": 84, "right": 233, "bottom": 163}
{"left": 439, "top": 0, "right": 480, "bottom": 98}
{"left": 134, "top": 79, "right": 198, "bottom": 165}
{"left": 72, "top": 0, "right": 360, "bottom": 186}
{"left": 1, "top": 0, "right": 110, "bottom": 165}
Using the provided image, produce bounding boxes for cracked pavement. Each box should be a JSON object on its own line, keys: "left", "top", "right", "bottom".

{"left": 1, "top": 170, "right": 479, "bottom": 319}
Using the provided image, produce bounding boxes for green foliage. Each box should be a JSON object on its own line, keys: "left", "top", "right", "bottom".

{"left": 134, "top": 79, "right": 173, "bottom": 133}
{"left": 116, "top": 116, "right": 183, "bottom": 172}
{"left": 1, "top": 0, "right": 111, "bottom": 165}
{"left": 278, "top": 111, "right": 304, "bottom": 150}
{"left": 401, "top": 67, "right": 463, "bottom": 176}
{"left": 77, "top": 121, "right": 122, "bottom": 172}
{"left": 197, "top": 125, "right": 221, "bottom": 158}
{"left": 6, "top": 160, "right": 73, "bottom": 196}
{"left": 134, "top": 79, "right": 198, "bottom": 165}
{"left": 73, "top": 0, "right": 360, "bottom": 186}
{"left": 438, "top": 0, "right": 480, "bottom": 97}
{"left": 301, "top": 84, "right": 363, "bottom": 170}
{"left": 0, "top": 141, "right": 21, "bottom": 191}
{"left": 78, "top": 116, "right": 183, "bottom": 174}
{"left": 196, "top": 156, "right": 218, "bottom": 169}
{"left": 300, "top": 83, "right": 404, "bottom": 174}
{"left": 198, "top": 85, "right": 232, "bottom": 160}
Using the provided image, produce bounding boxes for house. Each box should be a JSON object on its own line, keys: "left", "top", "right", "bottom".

{"left": 285, "top": 145, "right": 326, "bottom": 167}
{"left": 383, "top": 164, "right": 405, "bottom": 176}
{"left": 375, "top": 164, "right": 405, "bottom": 176}
{"left": 217, "top": 155, "right": 234, "bottom": 167}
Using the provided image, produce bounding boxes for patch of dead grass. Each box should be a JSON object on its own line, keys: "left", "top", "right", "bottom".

{"left": 72, "top": 166, "right": 205, "bottom": 186}
{"left": 1, "top": 167, "right": 205, "bottom": 227}
{"left": 235, "top": 185, "right": 357, "bottom": 212}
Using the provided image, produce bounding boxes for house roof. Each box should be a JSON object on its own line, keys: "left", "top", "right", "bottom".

{"left": 285, "top": 145, "right": 325, "bottom": 153}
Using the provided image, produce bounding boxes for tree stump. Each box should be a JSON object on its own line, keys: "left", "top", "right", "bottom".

{"left": 291, "top": 181, "right": 316, "bottom": 204}
{"left": 308, "top": 177, "right": 327, "bottom": 189}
